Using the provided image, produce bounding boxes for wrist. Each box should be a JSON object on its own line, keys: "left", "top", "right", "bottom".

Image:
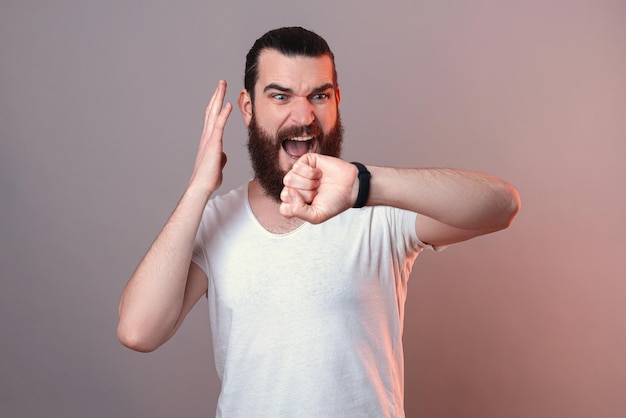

{"left": 185, "top": 177, "right": 216, "bottom": 204}
{"left": 350, "top": 162, "right": 371, "bottom": 208}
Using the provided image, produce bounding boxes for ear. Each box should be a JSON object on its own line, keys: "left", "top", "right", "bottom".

{"left": 335, "top": 86, "right": 341, "bottom": 107}
{"left": 238, "top": 89, "right": 253, "bottom": 126}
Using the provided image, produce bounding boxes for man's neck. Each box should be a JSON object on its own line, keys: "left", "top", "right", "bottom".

{"left": 248, "top": 179, "right": 304, "bottom": 234}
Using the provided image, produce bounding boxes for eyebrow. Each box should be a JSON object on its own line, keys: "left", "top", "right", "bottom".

{"left": 263, "top": 82, "right": 335, "bottom": 94}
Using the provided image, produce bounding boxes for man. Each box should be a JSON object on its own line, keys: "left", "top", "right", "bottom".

{"left": 118, "top": 27, "right": 520, "bottom": 417}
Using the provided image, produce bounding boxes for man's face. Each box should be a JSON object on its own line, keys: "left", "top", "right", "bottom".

{"left": 241, "top": 49, "right": 343, "bottom": 201}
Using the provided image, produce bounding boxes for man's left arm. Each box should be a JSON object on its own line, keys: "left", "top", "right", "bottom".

{"left": 366, "top": 165, "right": 520, "bottom": 246}
{"left": 280, "top": 154, "right": 520, "bottom": 246}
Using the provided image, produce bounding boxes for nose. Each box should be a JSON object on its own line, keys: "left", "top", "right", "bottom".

{"left": 290, "top": 97, "right": 315, "bottom": 126}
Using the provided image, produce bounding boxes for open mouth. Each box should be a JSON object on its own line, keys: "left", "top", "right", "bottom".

{"left": 282, "top": 136, "right": 318, "bottom": 159}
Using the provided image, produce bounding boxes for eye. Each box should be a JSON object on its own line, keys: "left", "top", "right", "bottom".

{"left": 311, "top": 93, "right": 330, "bottom": 101}
{"left": 272, "top": 93, "right": 288, "bottom": 101}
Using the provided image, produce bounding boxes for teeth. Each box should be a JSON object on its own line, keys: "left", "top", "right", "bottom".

{"left": 282, "top": 136, "right": 316, "bottom": 159}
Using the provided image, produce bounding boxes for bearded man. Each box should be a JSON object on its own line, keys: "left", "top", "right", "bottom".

{"left": 118, "top": 27, "right": 520, "bottom": 417}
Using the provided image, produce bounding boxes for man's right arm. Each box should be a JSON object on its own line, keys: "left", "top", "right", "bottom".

{"left": 117, "top": 81, "right": 232, "bottom": 352}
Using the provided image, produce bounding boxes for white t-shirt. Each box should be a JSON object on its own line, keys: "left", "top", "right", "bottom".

{"left": 192, "top": 182, "right": 431, "bottom": 417}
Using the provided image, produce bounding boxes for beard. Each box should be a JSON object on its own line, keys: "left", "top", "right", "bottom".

{"left": 247, "top": 112, "right": 344, "bottom": 202}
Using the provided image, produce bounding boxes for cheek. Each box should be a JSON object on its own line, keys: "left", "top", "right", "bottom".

{"left": 317, "top": 112, "right": 337, "bottom": 133}
{"left": 258, "top": 110, "right": 288, "bottom": 135}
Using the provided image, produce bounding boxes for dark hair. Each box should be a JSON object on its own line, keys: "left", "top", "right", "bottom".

{"left": 244, "top": 27, "right": 338, "bottom": 103}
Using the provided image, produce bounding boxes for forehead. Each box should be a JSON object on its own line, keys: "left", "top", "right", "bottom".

{"left": 256, "top": 49, "right": 335, "bottom": 93}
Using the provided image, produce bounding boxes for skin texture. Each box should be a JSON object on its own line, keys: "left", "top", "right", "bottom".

{"left": 117, "top": 49, "right": 520, "bottom": 353}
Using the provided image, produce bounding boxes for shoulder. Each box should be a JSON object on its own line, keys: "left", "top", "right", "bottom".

{"left": 209, "top": 183, "right": 247, "bottom": 207}
{"left": 203, "top": 183, "right": 248, "bottom": 216}
{"left": 199, "top": 183, "right": 250, "bottom": 229}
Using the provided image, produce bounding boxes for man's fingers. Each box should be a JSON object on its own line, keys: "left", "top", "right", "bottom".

{"left": 282, "top": 158, "right": 322, "bottom": 194}
{"left": 211, "top": 102, "right": 233, "bottom": 139}
{"left": 279, "top": 187, "right": 304, "bottom": 218}
{"left": 291, "top": 155, "right": 323, "bottom": 179}
{"left": 208, "top": 80, "right": 227, "bottom": 113}
{"left": 280, "top": 187, "right": 327, "bottom": 224}
{"left": 203, "top": 80, "right": 229, "bottom": 137}
{"left": 203, "top": 82, "right": 222, "bottom": 130}
{"left": 280, "top": 186, "right": 316, "bottom": 205}
{"left": 282, "top": 171, "right": 320, "bottom": 192}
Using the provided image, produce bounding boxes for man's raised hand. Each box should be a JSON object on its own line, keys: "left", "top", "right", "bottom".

{"left": 189, "top": 80, "right": 233, "bottom": 194}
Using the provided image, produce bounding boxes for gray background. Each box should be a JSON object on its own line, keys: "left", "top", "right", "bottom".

{"left": 1, "top": 0, "right": 625, "bottom": 417}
